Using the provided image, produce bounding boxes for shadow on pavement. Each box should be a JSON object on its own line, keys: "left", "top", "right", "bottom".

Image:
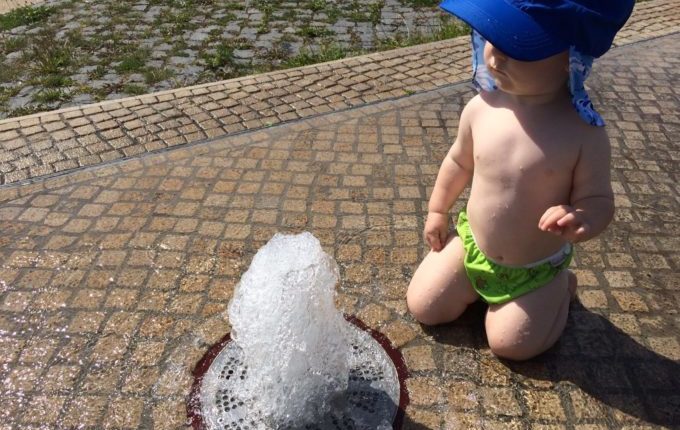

{"left": 420, "top": 301, "right": 679, "bottom": 427}
{"left": 507, "top": 301, "right": 680, "bottom": 428}
{"left": 399, "top": 418, "right": 435, "bottom": 430}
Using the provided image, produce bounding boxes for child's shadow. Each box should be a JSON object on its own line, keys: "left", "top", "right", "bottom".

{"left": 424, "top": 301, "right": 680, "bottom": 427}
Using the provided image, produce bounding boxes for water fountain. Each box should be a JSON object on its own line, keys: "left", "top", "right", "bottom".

{"left": 189, "top": 232, "right": 408, "bottom": 429}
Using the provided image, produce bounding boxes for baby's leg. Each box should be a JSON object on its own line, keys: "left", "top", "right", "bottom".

{"left": 485, "top": 270, "right": 573, "bottom": 361}
{"left": 407, "top": 236, "right": 479, "bottom": 325}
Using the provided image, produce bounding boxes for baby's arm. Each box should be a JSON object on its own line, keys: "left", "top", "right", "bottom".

{"left": 425, "top": 98, "right": 476, "bottom": 251}
{"left": 539, "top": 128, "right": 614, "bottom": 243}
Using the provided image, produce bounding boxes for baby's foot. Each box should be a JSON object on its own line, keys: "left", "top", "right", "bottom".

{"left": 567, "top": 270, "right": 578, "bottom": 301}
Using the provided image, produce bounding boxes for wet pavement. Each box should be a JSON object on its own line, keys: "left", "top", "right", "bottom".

{"left": 0, "top": 10, "right": 679, "bottom": 430}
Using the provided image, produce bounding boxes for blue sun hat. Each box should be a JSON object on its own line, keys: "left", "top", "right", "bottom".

{"left": 441, "top": 0, "right": 635, "bottom": 126}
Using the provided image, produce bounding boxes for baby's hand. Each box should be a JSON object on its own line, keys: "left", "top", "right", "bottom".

{"left": 424, "top": 212, "right": 450, "bottom": 252}
{"left": 538, "top": 205, "right": 590, "bottom": 243}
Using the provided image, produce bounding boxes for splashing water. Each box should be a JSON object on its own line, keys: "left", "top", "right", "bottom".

{"left": 227, "top": 232, "right": 352, "bottom": 427}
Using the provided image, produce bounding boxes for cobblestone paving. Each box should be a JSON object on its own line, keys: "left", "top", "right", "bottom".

{"left": 0, "top": 0, "right": 463, "bottom": 118}
{"left": 0, "top": 35, "right": 471, "bottom": 187}
{"left": 0, "top": 0, "right": 678, "bottom": 188}
{"left": 0, "top": 32, "right": 678, "bottom": 429}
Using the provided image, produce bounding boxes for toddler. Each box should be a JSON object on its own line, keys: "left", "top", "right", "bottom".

{"left": 407, "top": 0, "right": 635, "bottom": 360}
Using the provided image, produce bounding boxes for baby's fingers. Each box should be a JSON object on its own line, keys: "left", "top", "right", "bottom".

{"left": 425, "top": 230, "right": 442, "bottom": 252}
{"left": 439, "top": 230, "right": 448, "bottom": 250}
{"left": 560, "top": 220, "right": 590, "bottom": 242}
{"left": 538, "top": 207, "right": 557, "bottom": 227}
{"left": 539, "top": 207, "right": 568, "bottom": 230}
{"left": 556, "top": 211, "right": 580, "bottom": 228}
{"left": 572, "top": 223, "right": 590, "bottom": 238}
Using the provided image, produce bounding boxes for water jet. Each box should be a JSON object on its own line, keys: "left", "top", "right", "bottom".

{"left": 189, "top": 232, "right": 408, "bottom": 429}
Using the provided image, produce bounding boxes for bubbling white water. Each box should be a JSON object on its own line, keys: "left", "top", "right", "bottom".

{"left": 227, "top": 232, "right": 352, "bottom": 427}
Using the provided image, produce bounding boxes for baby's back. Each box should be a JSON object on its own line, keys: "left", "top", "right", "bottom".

{"left": 465, "top": 92, "right": 596, "bottom": 265}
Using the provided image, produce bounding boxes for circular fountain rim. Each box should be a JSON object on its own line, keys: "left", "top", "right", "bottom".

{"left": 187, "top": 314, "right": 410, "bottom": 430}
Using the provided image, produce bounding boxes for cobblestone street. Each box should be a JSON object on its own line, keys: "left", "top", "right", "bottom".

{"left": 0, "top": 0, "right": 678, "bottom": 429}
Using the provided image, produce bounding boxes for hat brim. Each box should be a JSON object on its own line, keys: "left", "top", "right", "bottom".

{"left": 440, "top": 0, "right": 569, "bottom": 61}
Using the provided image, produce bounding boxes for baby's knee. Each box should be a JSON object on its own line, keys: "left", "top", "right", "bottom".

{"left": 406, "top": 284, "right": 456, "bottom": 326}
{"left": 406, "top": 282, "right": 472, "bottom": 326}
{"left": 486, "top": 327, "right": 552, "bottom": 361}
{"left": 488, "top": 339, "right": 541, "bottom": 361}
{"left": 406, "top": 290, "right": 441, "bottom": 326}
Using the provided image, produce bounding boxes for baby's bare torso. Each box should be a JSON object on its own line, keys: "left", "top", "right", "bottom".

{"left": 466, "top": 92, "right": 586, "bottom": 265}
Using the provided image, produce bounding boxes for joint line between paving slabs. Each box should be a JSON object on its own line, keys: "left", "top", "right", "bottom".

{"left": 0, "top": 78, "right": 477, "bottom": 195}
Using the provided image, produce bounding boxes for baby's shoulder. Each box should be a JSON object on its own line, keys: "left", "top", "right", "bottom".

{"left": 460, "top": 94, "right": 490, "bottom": 123}
{"left": 465, "top": 93, "right": 490, "bottom": 112}
{"left": 569, "top": 117, "right": 610, "bottom": 148}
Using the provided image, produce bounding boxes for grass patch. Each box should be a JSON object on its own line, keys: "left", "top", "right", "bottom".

{"left": 308, "top": 0, "right": 327, "bottom": 12}
{"left": 0, "top": 86, "right": 20, "bottom": 105}
{"left": 224, "top": 2, "right": 245, "bottom": 9}
{"left": 89, "top": 65, "right": 107, "bottom": 80}
{"left": 90, "top": 86, "right": 110, "bottom": 102}
{"left": 262, "top": 43, "right": 290, "bottom": 64}
{"left": 116, "top": 49, "right": 150, "bottom": 73}
{"left": 66, "top": 29, "right": 106, "bottom": 53}
{"left": 203, "top": 42, "right": 234, "bottom": 70}
{"left": 0, "top": 5, "right": 54, "bottom": 31}
{"left": 254, "top": 0, "right": 274, "bottom": 13}
{"left": 376, "top": 16, "right": 469, "bottom": 49}
{"left": 168, "top": 38, "right": 189, "bottom": 56}
{"left": 107, "top": 2, "right": 133, "bottom": 16}
{"left": 157, "top": 7, "right": 197, "bottom": 36}
{"left": 253, "top": 0, "right": 277, "bottom": 34}
{"left": 345, "top": 0, "right": 384, "bottom": 23}
{"left": 368, "top": 1, "right": 385, "bottom": 25}
{"left": 216, "top": 12, "right": 237, "bottom": 26}
{"left": 282, "top": 9, "right": 297, "bottom": 21}
{"left": 40, "top": 74, "right": 72, "bottom": 88}
{"left": 437, "top": 17, "right": 470, "bottom": 39}
{"left": 25, "top": 36, "right": 76, "bottom": 79}
{"left": 283, "top": 42, "right": 349, "bottom": 68}
{"left": 103, "top": 32, "right": 138, "bottom": 57}
{"left": 0, "top": 62, "right": 21, "bottom": 82}
{"left": 399, "top": 0, "right": 440, "bottom": 6}
{"left": 144, "top": 67, "right": 175, "bottom": 84}
{"left": 149, "top": 0, "right": 215, "bottom": 6}
{"left": 297, "top": 24, "right": 335, "bottom": 39}
{"left": 122, "top": 83, "right": 147, "bottom": 95}
{"left": 325, "top": 6, "right": 341, "bottom": 23}
{"left": 33, "top": 88, "right": 70, "bottom": 104}
{"left": 1, "top": 35, "right": 29, "bottom": 55}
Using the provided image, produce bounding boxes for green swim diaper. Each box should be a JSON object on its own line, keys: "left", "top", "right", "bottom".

{"left": 456, "top": 210, "right": 573, "bottom": 305}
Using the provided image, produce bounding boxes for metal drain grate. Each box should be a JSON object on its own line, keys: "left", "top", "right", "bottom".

{"left": 196, "top": 321, "right": 404, "bottom": 430}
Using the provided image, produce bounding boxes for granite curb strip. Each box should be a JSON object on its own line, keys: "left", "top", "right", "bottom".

{"left": 0, "top": 84, "right": 458, "bottom": 205}
{"left": 0, "top": 0, "right": 678, "bottom": 186}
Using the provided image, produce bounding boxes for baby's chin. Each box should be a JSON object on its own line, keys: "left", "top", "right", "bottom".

{"left": 488, "top": 70, "right": 513, "bottom": 89}
{"left": 491, "top": 77, "right": 517, "bottom": 94}
{"left": 492, "top": 78, "right": 550, "bottom": 97}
